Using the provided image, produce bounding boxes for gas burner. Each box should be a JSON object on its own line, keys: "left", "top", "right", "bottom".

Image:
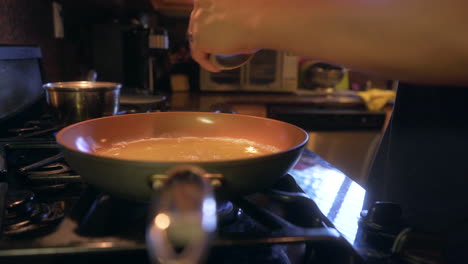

{"left": 3, "top": 190, "right": 65, "bottom": 237}
{"left": 5, "top": 190, "right": 35, "bottom": 219}
{"left": 216, "top": 200, "right": 239, "bottom": 226}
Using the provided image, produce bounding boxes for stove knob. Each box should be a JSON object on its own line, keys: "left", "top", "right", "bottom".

{"left": 6, "top": 190, "right": 36, "bottom": 219}
{"left": 357, "top": 201, "right": 405, "bottom": 258}
{"left": 360, "top": 201, "right": 403, "bottom": 232}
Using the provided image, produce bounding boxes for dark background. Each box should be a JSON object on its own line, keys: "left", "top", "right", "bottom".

{"left": 0, "top": 0, "right": 189, "bottom": 83}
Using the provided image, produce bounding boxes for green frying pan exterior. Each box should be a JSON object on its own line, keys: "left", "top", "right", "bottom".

{"left": 56, "top": 112, "right": 309, "bottom": 202}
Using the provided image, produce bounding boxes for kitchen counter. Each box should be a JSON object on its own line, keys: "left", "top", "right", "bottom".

{"left": 167, "top": 91, "right": 393, "bottom": 129}
{"left": 167, "top": 91, "right": 370, "bottom": 113}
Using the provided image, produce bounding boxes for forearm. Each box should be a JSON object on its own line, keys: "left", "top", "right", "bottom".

{"left": 255, "top": 0, "right": 468, "bottom": 85}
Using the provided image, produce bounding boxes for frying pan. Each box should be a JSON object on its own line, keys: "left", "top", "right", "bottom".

{"left": 56, "top": 111, "right": 308, "bottom": 201}
{"left": 56, "top": 111, "right": 309, "bottom": 263}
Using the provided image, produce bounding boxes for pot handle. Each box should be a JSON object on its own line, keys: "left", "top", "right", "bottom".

{"left": 146, "top": 166, "right": 220, "bottom": 264}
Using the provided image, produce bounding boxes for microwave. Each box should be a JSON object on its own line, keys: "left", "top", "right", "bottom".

{"left": 200, "top": 50, "right": 298, "bottom": 92}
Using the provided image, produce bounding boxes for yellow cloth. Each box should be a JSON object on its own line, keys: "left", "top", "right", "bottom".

{"left": 357, "top": 89, "right": 396, "bottom": 111}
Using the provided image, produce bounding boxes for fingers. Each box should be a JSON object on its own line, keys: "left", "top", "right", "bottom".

{"left": 190, "top": 45, "right": 221, "bottom": 73}
{"left": 188, "top": 4, "right": 221, "bottom": 72}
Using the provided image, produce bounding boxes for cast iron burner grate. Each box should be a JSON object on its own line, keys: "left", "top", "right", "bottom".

{"left": 2, "top": 189, "right": 65, "bottom": 237}
{"left": 57, "top": 175, "right": 360, "bottom": 264}
{"left": 3, "top": 114, "right": 62, "bottom": 140}
{"left": 0, "top": 140, "right": 82, "bottom": 188}
{"left": 0, "top": 140, "right": 84, "bottom": 240}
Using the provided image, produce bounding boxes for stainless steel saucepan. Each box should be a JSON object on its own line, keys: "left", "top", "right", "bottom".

{"left": 43, "top": 81, "right": 121, "bottom": 125}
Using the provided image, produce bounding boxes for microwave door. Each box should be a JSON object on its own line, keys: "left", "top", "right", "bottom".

{"left": 244, "top": 49, "right": 281, "bottom": 92}
{"left": 200, "top": 67, "right": 242, "bottom": 91}
{"left": 200, "top": 50, "right": 298, "bottom": 92}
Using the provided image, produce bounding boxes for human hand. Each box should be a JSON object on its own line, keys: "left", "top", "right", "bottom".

{"left": 188, "top": 0, "right": 262, "bottom": 72}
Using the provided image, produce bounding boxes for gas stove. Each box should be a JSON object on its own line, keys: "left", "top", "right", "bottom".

{"left": 0, "top": 108, "right": 452, "bottom": 264}
{"left": 0, "top": 114, "right": 366, "bottom": 264}
{"left": 0, "top": 44, "right": 455, "bottom": 264}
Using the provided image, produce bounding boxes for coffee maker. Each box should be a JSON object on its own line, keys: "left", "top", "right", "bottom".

{"left": 91, "top": 22, "right": 170, "bottom": 95}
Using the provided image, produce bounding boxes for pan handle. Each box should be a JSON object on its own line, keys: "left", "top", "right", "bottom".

{"left": 146, "top": 166, "right": 220, "bottom": 264}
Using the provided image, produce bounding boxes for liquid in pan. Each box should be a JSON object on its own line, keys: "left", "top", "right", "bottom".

{"left": 96, "top": 137, "right": 280, "bottom": 161}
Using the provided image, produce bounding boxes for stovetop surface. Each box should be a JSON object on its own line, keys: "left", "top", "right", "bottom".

{"left": 0, "top": 131, "right": 364, "bottom": 264}
{"left": 0, "top": 114, "right": 445, "bottom": 264}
